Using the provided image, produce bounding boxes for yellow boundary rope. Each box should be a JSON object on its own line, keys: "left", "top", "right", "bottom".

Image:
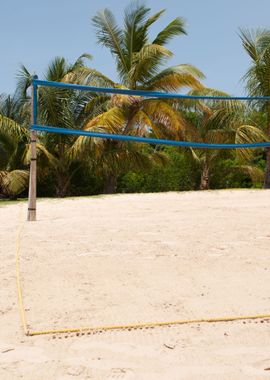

{"left": 16, "top": 209, "right": 270, "bottom": 337}
{"left": 16, "top": 207, "right": 29, "bottom": 336}
{"left": 28, "top": 313, "right": 270, "bottom": 336}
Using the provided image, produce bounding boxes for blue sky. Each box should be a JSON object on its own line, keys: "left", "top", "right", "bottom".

{"left": 1, "top": 0, "right": 270, "bottom": 95}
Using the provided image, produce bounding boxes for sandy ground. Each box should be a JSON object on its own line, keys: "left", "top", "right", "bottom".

{"left": 1, "top": 189, "right": 270, "bottom": 379}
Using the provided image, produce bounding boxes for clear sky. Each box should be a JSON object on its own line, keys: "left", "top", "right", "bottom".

{"left": 1, "top": 0, "right": 270, "bottom": 95}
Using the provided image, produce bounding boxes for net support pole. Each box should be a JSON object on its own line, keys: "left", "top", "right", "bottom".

{"left": 27, "top": 75, "right": 38, "bottom": 221}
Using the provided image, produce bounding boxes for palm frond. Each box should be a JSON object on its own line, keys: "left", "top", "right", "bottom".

{"left": 0, "top": 114, "right": 27, "bottom": 138}
{"left": 144, "top": 64, "right": 204, "bottom": 91}
{"left": 46, "top": 57, "right": 69, "bottom": 82}
{"left": 123, "top": 2, "right": 151, "bottom": 69}
{"left": 205, "top": 129, "right": 235, "bottom": 144}
{"left": 152, "top": 17, "right": 186, "bottom": 46}
{"left": 72, "top": 107, "right": 127, "bottom": 157}
{"left": 239, "top": 28, "right": 270, "bottom": 61}
{"left": 240, "top": 28, "right": 270, "bottom": 100}
{"left": 129, "top": 109, "right": 156, "bottom": 134}
{"left": 143, "top": 9, "right": 165, "bottom": 30}
{"left": 84, "top": 95, "right": 111, "bottom": 116}
{"left": 190, "top": 147, "right": 202, "bottom": 163}
{"left": 239, "top": 29, "right": 260, "bottom": 61}
{"left": 129, "top": 44, "right": 173, "bottom": 85}
{"left": 142, "top": 99, "right": 188, "bottom": 139}
{"left": 16, "top": 65, "right": 32, "bottom": 98}
{"left": 109, "top": 83, "right": 142, "bottom": 108}
{"left": 0, "top": 169, "right": 29, "bottom": 197}
{"left": 70, "top": 53, "right": 93, "bottom": 71}
{"left": 235, "top": 124, "right": 268, "bottom": 161}
{"left": 62, "top": 67, "right": 115, "bottom": 88}
{"left": 24, "top": 142, "right": 58, "bottom": 167}
{"left": 84, "top": 106, "right": 127, "bottom": 133}
{"left": 206, "top": 101, "right": 246, "bottom": 131}
{"left": 92, "top": 9, "right": 127, "bottom": 73}
{"left": 237, "top": 164, "right": 264, "bottom": 184}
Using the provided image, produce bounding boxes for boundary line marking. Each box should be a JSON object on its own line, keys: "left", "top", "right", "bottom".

{"left": 15, "top": 208, "right": 270, "bottom": 337}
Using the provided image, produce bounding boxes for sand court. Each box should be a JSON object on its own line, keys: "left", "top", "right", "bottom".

{"left": 1, "top": 190, "right": 270, "bottom": 379}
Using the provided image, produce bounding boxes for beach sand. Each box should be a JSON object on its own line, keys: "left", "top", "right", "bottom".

{"left": 1, "top": 189, "right": 270, "bottom": 379}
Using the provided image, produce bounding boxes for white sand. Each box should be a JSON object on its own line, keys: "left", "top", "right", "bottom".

{"left": 1, "top": 189, "right": 270, "bottom": 379}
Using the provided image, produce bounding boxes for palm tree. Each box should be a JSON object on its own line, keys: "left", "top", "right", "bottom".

{"left": 177, "top": 88, "right": 267, "bottom": 189}
{"left": 73, "top": 1, "right": 205, "bottom": 193}
{"left": 17, "top": 55, "right": 116, "bottom": 196}
{"left": 240, "top": 28, "right": 270, "bottom": 188}
{"left": 0, "top": 95, "right": 29, "bottom": 199}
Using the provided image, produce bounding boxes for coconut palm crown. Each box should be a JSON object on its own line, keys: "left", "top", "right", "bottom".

{"left": 92, "top": 2, "right": 204, "bottom": 90}
{"left": 73, "top": 2, "right": 205, "bottom": 192}
{"left": 177, "top": 88, "right": 267, "bottom": 189}
{"left": 0, "top": 95, "right": 29, "bottom": 198}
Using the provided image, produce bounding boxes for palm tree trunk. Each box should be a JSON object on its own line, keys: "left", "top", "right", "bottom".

{"left": 264, "top": 149, "right": 270, "bottom": 188}
{"left": 200, "top": 163, "right": 210, "bottom": 190}
{"left": 104, "top": 173, "right": 117, "bottom": 194}
{"left": 55, "top": 166, "right": 81, "bottom": 197}
{"left": 55, "top": 173, "right": 71, "bottom": 197}
{"left": 264, "top": 109, "right": 270, "bottom": 188}
{"left": 102, "top": 115, "right": 135, "bottom": 195}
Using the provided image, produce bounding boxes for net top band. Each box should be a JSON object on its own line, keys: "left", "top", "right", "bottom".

{"left": 32, "top": 79, "right": 270, "bottom": 102}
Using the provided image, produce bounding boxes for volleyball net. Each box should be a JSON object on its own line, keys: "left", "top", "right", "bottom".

{"left": 30, "top": 78, "right": 270, "bottom": 149}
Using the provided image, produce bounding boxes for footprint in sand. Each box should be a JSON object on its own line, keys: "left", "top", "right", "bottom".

{"left": 106, "top": 367, "right": 133, "bottom": 379}
{"left": 66, "top": 365, "right": 85, "bottom": 376}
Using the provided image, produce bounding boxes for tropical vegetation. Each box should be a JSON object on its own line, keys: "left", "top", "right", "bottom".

{"left": 240, "top": 28, "right": 270, "bottom": 188}
{"left": 0, "top": 2, "right": 269, "bottom": 200}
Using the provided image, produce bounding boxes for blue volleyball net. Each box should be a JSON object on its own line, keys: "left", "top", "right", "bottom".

{"left": 30, "top": 78, "right": 270, "bottom": 149}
